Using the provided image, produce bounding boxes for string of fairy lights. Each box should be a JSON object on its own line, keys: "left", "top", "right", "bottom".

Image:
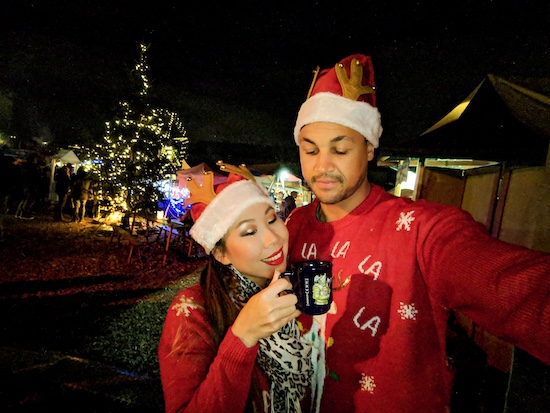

{"left": 87, "top": 43, "right": 189, "bottom": 215}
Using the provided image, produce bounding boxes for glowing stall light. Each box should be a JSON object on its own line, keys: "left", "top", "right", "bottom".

{"left": 160, "top": 198, "right": 188, "bottom": 218}
{"left": 172, "top": 186, "right": 190, "bottom": 200}
{"left": 279, "top": 170, "right": 289, "bottom": 192}
{"left": 401, "top": 171, "right": 417, "bottom": 191}
{"left": 107, "top": 210, "right": 124, "bottom": 225}
{"left": 155, "top": 179, "right": 191, "bottom": 218}
{"left": 158, "top": 180, "right": 189, "bottom": 200}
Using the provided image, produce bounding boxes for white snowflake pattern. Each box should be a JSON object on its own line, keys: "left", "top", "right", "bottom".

{"left": 172, "top": 295, "right": 201, "bottom": 317}
{"left": 395, "top": 210, "right": 415, "bottom": 231}
{"left": 397, "top": 302, "right": 418, "bottom": 320}
{"left": 359, "top": 374, "right": 376, "bottom": 394}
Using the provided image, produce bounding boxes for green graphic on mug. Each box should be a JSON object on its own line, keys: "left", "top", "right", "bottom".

{"left": 312, "top": 274, "right": 331, "bottom": 305}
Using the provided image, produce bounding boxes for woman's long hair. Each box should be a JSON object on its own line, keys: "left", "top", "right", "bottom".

{"left": 200, "top": 246, "right": 240, "bottom": 346}
{"left": 200, "top": 242, "right": 262, "bottom": 411}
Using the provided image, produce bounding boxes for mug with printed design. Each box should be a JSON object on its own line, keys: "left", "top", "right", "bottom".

{"left": 282, "top": 260, "right": 333, "bottom": 315}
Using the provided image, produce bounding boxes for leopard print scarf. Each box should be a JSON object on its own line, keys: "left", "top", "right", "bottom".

{"left": 229, "top": 266, "right": 313, "bottom": 413}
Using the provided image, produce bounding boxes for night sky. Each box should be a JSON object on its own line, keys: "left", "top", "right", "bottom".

{"left": 1, "top": 1, "right": 549, "bottom": 163}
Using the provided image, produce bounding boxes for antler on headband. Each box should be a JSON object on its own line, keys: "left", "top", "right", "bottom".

{"left": 216, "top": 160, "right": 255, "bottom": 182}
{"left": 183, "top": 171, "right": 217, "bottom": 208}
{"left": 183, "top": 161, "right": 255, "bottom": 208}
{"left": 306, "top": 65, "right": 321, "bottom": 99}
{"left": 335, "top": 58, "right": 375, "bottom": 101}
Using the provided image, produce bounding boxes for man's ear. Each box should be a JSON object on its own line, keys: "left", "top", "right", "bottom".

{"left": 213, "top": 248, "right": 231, "bottom": 265}
{"left": 366, "top": 142, "right": 375, "bottom": 161}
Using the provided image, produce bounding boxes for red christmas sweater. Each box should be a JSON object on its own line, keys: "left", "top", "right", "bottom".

{"left": 158, "top": 283, "right": 268, "bottom": 413}
{"left": 158, "top": 282, "right": 312, "bottom": 413}
{"left": 286, "top": 184, "right": 550, "bottom": 413}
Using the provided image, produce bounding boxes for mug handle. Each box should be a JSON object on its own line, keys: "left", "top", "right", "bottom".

{"left": 279, "top": 271, "right": 295, "bottom": 295}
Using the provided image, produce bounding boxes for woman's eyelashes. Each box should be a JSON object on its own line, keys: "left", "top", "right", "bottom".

{"left": 238, "top": 211, "right": 279, "bottom": 237}
{"left": 241, "top": 227, "right": 257, "bottom": 237}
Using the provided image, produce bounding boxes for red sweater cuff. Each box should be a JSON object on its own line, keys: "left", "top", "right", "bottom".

{"left": 215, "top": 326, "right": 260, "bottom": 372}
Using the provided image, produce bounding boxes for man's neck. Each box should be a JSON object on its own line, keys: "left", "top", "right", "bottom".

{"left": 316, "top": 182, "right": 372, "bottom": 223}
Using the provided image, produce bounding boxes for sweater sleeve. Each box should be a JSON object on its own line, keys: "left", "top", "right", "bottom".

{"left": 416, "top": 204, "right": 550, "bottom": 365}
{"left": 158, "top": 290, "right": 260, "bottom": 413}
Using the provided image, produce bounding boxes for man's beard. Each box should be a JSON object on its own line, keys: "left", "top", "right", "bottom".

{"left": 310, "top": 173, "right": 367, "bottom": 205}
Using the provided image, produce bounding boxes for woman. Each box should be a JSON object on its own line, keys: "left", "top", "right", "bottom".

{"left": 158, "top": 165, "right": 313, "bottom": 413}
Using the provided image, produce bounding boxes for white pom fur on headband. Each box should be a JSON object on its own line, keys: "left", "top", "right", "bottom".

{"left": 189, "top": 180, "right": 275, "bottom": 253}
{"left": 293, "top": 92, "right": 382, "bottom": 148}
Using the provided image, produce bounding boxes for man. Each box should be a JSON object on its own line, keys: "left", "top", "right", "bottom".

{"left": 72, "top": 167, "right": 92, "bottom": 223}
{"left": 54, "top": 165, "right": 71, "bottom": 221}
{"left": 282, "top": 190, "right": 298, "bottom": 220}
{"left": 286, "top": 54, "right": 550, "bottom": 412}
{"left": 14, "top": 156, "right": 41, "bottom": 219}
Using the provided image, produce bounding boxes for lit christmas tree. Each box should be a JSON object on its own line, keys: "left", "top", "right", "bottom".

{"left": 92, "top": 43, "right": 189, "bottom": 218}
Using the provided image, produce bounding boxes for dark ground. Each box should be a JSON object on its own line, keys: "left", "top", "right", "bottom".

{"left": 0, "top": 212, "right": 206, "bottom": 412}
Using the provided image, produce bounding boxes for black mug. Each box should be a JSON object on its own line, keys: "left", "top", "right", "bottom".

{"left": 281, "top": 260, "right": 333, "bottom": 315}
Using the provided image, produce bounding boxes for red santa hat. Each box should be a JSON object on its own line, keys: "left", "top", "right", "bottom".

{"left": 293, "top": 54, "right": 382, "bottom": 147}
{"left": 186, "top": 164, "right": 275, "bottom": 254}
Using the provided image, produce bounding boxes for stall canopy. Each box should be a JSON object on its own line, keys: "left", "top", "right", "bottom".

{"left": 382, "top": 75, "right": 550, "bottom": 166}
{"left": 248, "top": 163, "right": 303, "bottom": 189}
{"left": 248, "top": 162, "right": 313, "bottom": 204}
{"left": 51, "top": 149, "right": 81, "bottom": 165}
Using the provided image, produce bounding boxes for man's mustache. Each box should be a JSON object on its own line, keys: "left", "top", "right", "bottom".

{"left": 311, "top": 174, "right": 343, "bottom": 184}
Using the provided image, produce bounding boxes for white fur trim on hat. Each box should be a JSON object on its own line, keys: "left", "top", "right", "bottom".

{"left": 293, "top": 92, "right": 382, "bottom": 148}
{"left": 189, "top": 180, "right": 275, "bottom": 253}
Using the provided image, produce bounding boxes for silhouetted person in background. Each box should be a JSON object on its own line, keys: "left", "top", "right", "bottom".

{"left": 72, "top": 167, "right": 92, "bottom": 222}
{"left": 54, "top": 165, "right": 71, "bottom": 221}
{"left": 0, "top": 153, "right": 20, "bottom": 214}
{"left": 281, "top": 190, "right": 298, "bottom": 220}
{"left": 15, "top": 155, "right": 42, "bottom": 219}
{"left": 89, "top": 177, "right": 100, "bottom": 219}
{"left": 36, "top": 160, "right": 52, "bottom": 213}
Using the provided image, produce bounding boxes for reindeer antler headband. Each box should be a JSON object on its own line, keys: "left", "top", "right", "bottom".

{"left": 294, "top": 54, "right": 382, "bottom": 148}
{"left": 187, "top": 161, "right": 275, "bottom": 253}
